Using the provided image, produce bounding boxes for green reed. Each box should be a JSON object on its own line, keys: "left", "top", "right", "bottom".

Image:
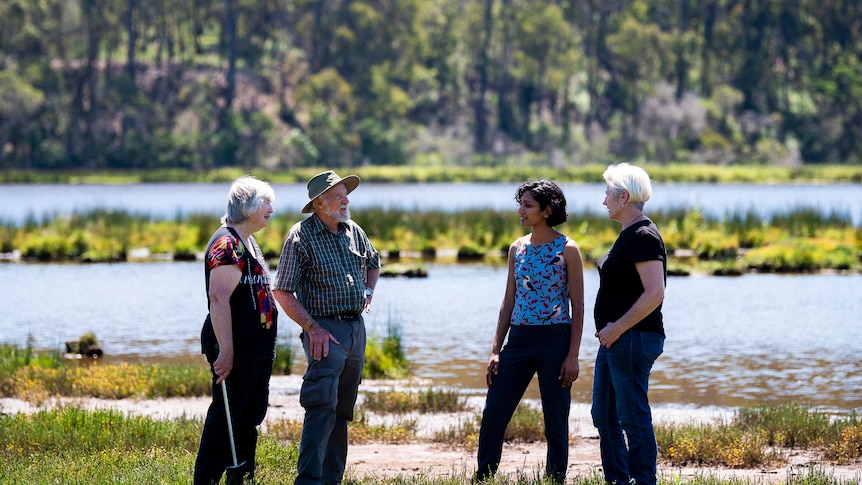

{"left": 273, "top": 336, "right": 295, "bottom": 375}
{"left": 3, "top": 204, "right": 860, "bottom": 274}
{"left": 364, "top": 317, "right": 411, "bottom": 379}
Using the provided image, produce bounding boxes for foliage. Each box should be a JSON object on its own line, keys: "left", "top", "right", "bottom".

{"left": 733, "top": 404, "right": 859, "bottom": 451}
{"left": 656, "top": 421, "right": 778, "bottom": 468}
{"left": 3, "top": 201, "right": 860, "bottom": 275}
{"left": 363, "top": 318, "right": 411, "bottom": 379}
{"left": 273, "top": 337, "right": 294, "bottom": 375}
{"left": 0, "top": 341, "right": 212, "bottom": 403}
{"left": 0, "top": 339, "right": 62, "bottom": 395}
{"left": 657, "top": 404, "right": 862, "bottom": 467}
{"left": 2, "top": 1, "right": 862, "bottom": 171}
{"left": 8, "top": 362, "right": 211, "bottom": 404}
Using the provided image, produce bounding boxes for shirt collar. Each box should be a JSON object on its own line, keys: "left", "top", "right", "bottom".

{"left": 309, "top": 213, "right": 345, "bottom": 234}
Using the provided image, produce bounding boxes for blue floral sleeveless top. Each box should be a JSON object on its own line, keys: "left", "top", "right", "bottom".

{"left": 511, "top": 234, "right": 571, "bottom": 326}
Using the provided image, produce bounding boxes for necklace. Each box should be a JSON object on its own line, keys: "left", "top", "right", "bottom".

{"left": 623, "top": 214, "right": 649, "bottom": 230}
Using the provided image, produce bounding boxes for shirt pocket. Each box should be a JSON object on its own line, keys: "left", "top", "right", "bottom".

{"left": 348, "top": 247, "right": 369, "bottom": 282}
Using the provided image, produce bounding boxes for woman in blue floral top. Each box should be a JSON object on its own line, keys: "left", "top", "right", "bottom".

{"left": 475, "top": 179, "right": 585, "bottom": 483}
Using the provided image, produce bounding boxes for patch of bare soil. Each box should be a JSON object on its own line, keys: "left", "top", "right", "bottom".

{"left": 2, "top": 375, "right": 859, "bottom": 484}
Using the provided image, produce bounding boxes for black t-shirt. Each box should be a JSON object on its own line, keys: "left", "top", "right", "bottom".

{"left": 201, "top": 226, "right": 278, "bottom": 361}
{"left": 594, "top": 220, "right": 666, "bottom": 336}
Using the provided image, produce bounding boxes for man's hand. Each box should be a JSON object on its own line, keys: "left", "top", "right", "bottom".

{"left": 307, "top": 322, "right": 340, "bottom": 361}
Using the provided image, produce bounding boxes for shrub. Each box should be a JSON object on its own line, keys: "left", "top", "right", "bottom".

{"left": 273, "top": 338, "right": 294, "bottom": 375}
{"left": 364, "top": 318, "right": 411, "bottom": 379}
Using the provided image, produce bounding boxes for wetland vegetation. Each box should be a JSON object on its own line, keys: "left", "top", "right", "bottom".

{"left": 3, "top": 203, "right": 860, "bottom": 275}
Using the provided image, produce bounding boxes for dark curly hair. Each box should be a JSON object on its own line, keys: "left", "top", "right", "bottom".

{"left": 515, "top": 179, "right": 568, "bottom": 227}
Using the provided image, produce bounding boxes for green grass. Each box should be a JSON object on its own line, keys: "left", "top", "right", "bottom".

{"left": 0, "top": 402, "right": 860, "bottom": 484}
{"left": 362, "top": 387, "right": 470, "bottom": 414}
{"left": 656, "top": 404, "right": 862, "bottom": 467}
{"left": 1, "top": 339, "right": 212, "bottom": 403}
{"left": 2, "top": 344, "right": 861, "bottom": 483}
{"left": 431, "top": 403, "right": 547, "bottom": 452}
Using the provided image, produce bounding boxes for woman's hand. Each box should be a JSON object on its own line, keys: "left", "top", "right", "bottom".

{"left": 596, "top": 322, "right": 624, "bottom": 348}
{"left": 486, "top": 352, "right": 501, "bottom": 387}
{"left": 213, "top": 350, "right": 234, "bottom": 384}
{"left": 558, "top": 355, "right": 580, "bottom": 387}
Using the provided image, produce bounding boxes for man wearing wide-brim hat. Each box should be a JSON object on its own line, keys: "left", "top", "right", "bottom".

{"left": 300, "top": 170, "right": 361, "bottom": 214}
{"left": 273, "top": 170, "right": 380, "bottom": 485}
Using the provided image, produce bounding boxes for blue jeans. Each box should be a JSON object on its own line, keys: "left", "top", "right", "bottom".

{"left": 295, "top": 315, "right": 366, "bottom": 485}
{"left": 476, "top": 324, "right": 572, "bottom": 483}
{"left": 591, "top": 330, "right": 664, "bottom": 485}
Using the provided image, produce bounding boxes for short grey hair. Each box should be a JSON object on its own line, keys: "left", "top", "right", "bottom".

{"left": 222, "top": 176, "right": 276, "bottom": 224}
{"left": 603, "top": 163, "right": 653, "bottom": 210}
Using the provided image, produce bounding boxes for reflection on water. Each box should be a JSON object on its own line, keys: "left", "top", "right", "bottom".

{"left": 1, "top": 261, "right": 860, "bottom": 410}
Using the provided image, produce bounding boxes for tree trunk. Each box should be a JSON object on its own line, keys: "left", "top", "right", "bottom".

{"left": 126, "top": 0, "right": 136, "bottom": 79}
{"left": 223, "top": 0, "right": 237, "bottom": 111}
{"left": 473, "top": 0, "right": 494, "bottom": 153}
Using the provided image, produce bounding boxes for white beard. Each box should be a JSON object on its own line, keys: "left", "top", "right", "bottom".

{"left": 325, "top": 206, "right": 351, "bottom": 223}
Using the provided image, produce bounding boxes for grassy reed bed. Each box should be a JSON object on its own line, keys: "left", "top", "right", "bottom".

{"left": 1, "top": 399, "right": 859, "bottom": 484}
{"left": 656, "top": 404, "right": 861, "bottom": 468}
{"left": 2, "top": 205, "right": 860, "bottom": 275}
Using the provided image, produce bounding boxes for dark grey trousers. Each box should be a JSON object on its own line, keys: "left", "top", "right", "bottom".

{"left": 294, "top": 315, "right": 366, "bottom": 485}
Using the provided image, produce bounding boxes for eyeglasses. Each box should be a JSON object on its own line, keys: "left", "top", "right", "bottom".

{"left": 324, "top": 192, "right": 349, "bottom": 201}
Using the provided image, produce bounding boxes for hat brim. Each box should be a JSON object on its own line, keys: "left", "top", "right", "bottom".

{"left": 301, "top": 175, "right": 361, "bottom": 213}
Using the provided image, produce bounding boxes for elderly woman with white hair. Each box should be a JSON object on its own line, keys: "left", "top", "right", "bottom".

{"left": 195, "top": 176, "right": 278, "bottom": 484}
{"left": 592, "top": 163, "right": 667, "bottom": 485}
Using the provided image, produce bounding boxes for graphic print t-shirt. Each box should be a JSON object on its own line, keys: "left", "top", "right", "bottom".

{"left": 203, "top": 226, "right": 277, "bottom": 360}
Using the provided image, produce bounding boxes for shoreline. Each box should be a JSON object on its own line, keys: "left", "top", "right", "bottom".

{"left": 3, "top": 375, "right": 860, "bottom": 483}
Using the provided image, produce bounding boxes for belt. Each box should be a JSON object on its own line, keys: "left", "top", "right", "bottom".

{"left": 317, "top": 313, "right": 362, "bottom": 322}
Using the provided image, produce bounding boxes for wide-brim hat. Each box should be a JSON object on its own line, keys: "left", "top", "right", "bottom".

{"left": 301, "top": 170, "right": 361, "bottom": 213}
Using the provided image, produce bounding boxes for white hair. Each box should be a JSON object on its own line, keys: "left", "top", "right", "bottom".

{"left": 603, "top": 163, "right": 653, "bottom": 209}
{"left": 222, "top": 176, "right": 275, "bottom": 224}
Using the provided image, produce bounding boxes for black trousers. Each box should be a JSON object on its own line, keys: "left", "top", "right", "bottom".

{"left": 194, "top": 355, "right": 273, "bottom": 484}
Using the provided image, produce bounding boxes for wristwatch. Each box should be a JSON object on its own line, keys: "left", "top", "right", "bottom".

{"left": 364, "top": 288, "right": 374, "bottom": 297}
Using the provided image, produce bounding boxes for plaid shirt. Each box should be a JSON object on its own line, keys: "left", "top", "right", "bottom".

{"left": 274, "top": 214, "right": 380, "bottom": 316}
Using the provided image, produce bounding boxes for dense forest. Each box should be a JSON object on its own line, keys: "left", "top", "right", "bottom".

{"left": 1, "top": 0, "right": 860, "bottom": 172}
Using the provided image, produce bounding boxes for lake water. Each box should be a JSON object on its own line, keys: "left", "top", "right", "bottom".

{"left": 1, "top": 261, "right": 860, "bottom": 411}
{"left": 1, "top": 182, "right": 861, "bottom": 412}
{"left": 2, "top": 182, "right": 862, "bottom": 226}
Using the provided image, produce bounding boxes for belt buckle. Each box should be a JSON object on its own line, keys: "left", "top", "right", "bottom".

{"left": 337, "top": 313, "right": 358, "bottom": 322}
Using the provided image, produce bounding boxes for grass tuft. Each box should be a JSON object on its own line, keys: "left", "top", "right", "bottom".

{"left": 362, "top": 388, "right": 469, "bottom": 414}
